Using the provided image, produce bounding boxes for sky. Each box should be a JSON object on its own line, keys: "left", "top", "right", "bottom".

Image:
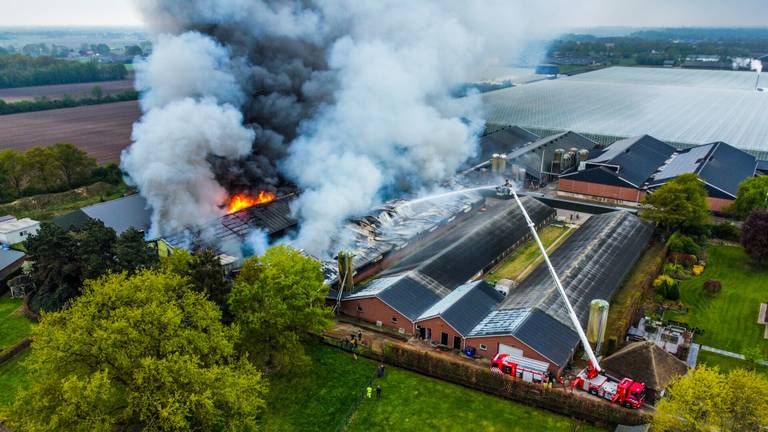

{"left": 0, "top": 0, "right": 766, "bottom": 28}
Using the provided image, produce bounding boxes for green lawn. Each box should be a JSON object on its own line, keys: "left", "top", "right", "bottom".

{"left": 666, "top": 245, "right": 768, "bottom": 356}
{"left": 696, "top": 350, "right": 768, "bottom": 375}
{"left": 485, "top": 225, "right": 572, "bottom": 283}
{"left": 0, "top": 295, "right": 34, "bottom": 352}
{"left": 264, "top": 343, "right": 604, "bottom": 432}
{"left": 0, "top": 350, "right": 30, "bottom": 406}
{"left": 346, "top": 366, "right": 604, "bottom": 432}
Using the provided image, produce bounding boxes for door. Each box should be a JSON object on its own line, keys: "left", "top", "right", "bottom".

{"left": 425, "top": 328, "right": 432, "bottom": 341}
{"left": 440, "top": 332, "right": 448, "bottom": 346}
{"left": 498, "top": 343, "right": 524, "bottom": 357}
{"left": 453, "top": 336, "right": 462, "bottom": 350}
{"left": 418, "top": 326, "right": 426, "bottom": 339}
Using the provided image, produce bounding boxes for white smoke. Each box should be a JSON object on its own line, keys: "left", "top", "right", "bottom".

{"left": 129, "top": 0, "right": 576, "bottom": 255}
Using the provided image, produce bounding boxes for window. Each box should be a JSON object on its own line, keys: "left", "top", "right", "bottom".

{"left": 479, "top": 344, "right": 488, "bottom": 351}
{"left": 356, "top": 305, "right": 363, "bottom": 313}
{"left": 391, "top": 317, "right": 398, "bottom": 324}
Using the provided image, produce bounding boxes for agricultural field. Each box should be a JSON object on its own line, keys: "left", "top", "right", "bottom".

{"left": 0, "top": 100, "right": 139, "bottom": 163}
{"left": 0, "top": 295, "right": 33, "bottom": 352}
{"left": 485, "top": 225, "right": 572, "bottom": 283}
{"left": 262, "top": 343, "right": 604, "bottom": 432}
{"left": 665, "top": 245, "right": 768, "bottom": 357}
{"left": 0, "top": 80, "right": 134, "bottom": 102}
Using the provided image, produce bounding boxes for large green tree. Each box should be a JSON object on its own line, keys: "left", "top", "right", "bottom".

{"left": 0, "top": 149, "right": 28, "bottom": 197}
{"left": 24, "top": 146, "right": 59, "bottom": 192}
{"left": 730, "top": 176, "right": 768, "bottom": 219}
{"left": 3, "top": 270, "right": 267, "bottom": 432}
{"left": 229, "top": 245, "right": 332, "bottom": 369}
{"left": 75, "top": 219, "right": 117, "bottom": 279}
{"left": 49, "top": 143, "right": 97, "bottom": 189}
{"left": 641, "top": 173, "right": 709, "bottom": 236}
{"left": 654, "top": 365, "right": 768, "bottom": 431}
{"left": 26, "top": 223, "right": 83, "bottom": 312}
{"left": 162, "top": 249, "right": 232, "bottom": 322}
{"left": 114, "top": 227, "right": 158, "bottom": 273}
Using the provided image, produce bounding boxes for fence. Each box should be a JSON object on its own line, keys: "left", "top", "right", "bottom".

{"left": 319, "top": 335, "right": 650, "bottom": 427}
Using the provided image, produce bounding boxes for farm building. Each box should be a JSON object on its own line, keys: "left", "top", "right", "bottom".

{"left": 0, "top": 216, "right": 40, "bottom": 245}
{"left": 601, "top": 341, "right": 688, "bottom": 403}
{"left": 464, "top": 210, "right": 654, "bottom": 375}
{"left": 340, "top": 197, "right": 555, "bottom": 335}
{"left": 55, "top": 194, "right": 151, "bottom": 234}
{"left": 559, "top": 136, "right": 757, "bottom": 211}
{"left": 466, "top": 126, "right": 540, "bottom": 168}
{"left": 0, "top": 249, "right": 25, "bottom": 282}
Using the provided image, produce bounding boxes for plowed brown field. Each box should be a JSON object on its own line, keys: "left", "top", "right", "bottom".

{"left": 0, "top": 100, "right": 140, "bottom": 163}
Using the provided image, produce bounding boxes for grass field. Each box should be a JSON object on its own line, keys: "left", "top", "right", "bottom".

{"left": 0, "top": 296, "right": 33, "bottom": 352}
{"left": 0, "top": 350, "right": 30, "bottom": 406}
{"left": 666, "top": 245, "right": 768, "bottom": 356}
{"left": 0, "top": 100, "right": 139, "bottom": 163}
{"left": 346, "top": 365, "right": 603, "bottom": 432}
{"left": 264, "top": 343, "right": 604, "bottom": 431}
{"left": 697, "top": 350, "right": 768, "bottom": 375}
{"left": 604, "top": 242, "right": 665, "bottom": 342}
{"left": 485, "top": 225, "right": 572, "bottom": 283}
{"left": 0, "top": 181, "right": 131, "bottom": 221}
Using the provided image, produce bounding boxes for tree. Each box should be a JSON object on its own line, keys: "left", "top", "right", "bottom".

{"left": 654, "top": 366, "right": 768, "bottom": 431}
{"left": 642, "top": 173, "right": 709, "bottom": 236}
{"left": 741, "top": 210, "right": 768, "bottom": 266}
{"left": 114, "top": 228, "right": 158, "bottom": 273}
{"left": 90, "top": 85, "right": 103, "bottom": 100}
{"left": 161, "top": 249, "right": 233, "bottom": 322}
{"left": 730, "top": 176, "right": 768, "bottom": 219}
{"left": 0, "top": 149, "right": 28, "bottom": 197}
{"left": 229, "top": 245, "right": 332, "bottom": 369}
{"left": 49, "top": 143, "right": 97, "bottom": 189}
{"left": 26, "top": 223, "right": 83, "bottom": 312}
{"left": 24, "top": 146, "right": 60, "bottom": 192}
{"left": 3, "top": 270, "right": 267, "bottom": 431}
{"left": 75, "top": 219, "right": 117, "bottom": 279}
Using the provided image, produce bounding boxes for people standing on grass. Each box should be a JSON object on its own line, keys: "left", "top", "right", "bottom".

{"left": 366, "top": 385, "right": 372, "bottom": 399}
{"left": 378, "top": 363, "right": 385, "bottom": 378}
{"left": 376, "top": 385, "right": 382, "bottom": 400}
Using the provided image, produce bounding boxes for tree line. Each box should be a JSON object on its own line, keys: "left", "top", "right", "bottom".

{"left": 1, "top": 238, "right": 331, "bottom": 431}
{"left": 0, "top": 88, "right": 139, "bottom": 116}
{"left": 0, "top": 143, "right": 121, "bottom": 202}
{"left": 0, "top": 55, "right": 127, "bottom": 89}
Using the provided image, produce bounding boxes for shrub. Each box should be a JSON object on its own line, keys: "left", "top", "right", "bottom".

{"left": 703, "top": 279, "right": 722, "bottom": 295}
{"left": 709, "top": 222, "right": 740, "bottom": 241}
{"left": 741, "top": 211, "right": 768, "bottom": 266}
{"left": 669, "top": 252, "right": 697, "bottom": 268}
{"left": 654, "top": 275, "right": 680, "bottom": 300}
{"left": 692, "top": 264, "right": 704, "bottom": 276}
{"left": 667, "top": 232, "right": 700, "bottom": 255}
{"left": 665, "top": 284, "right": 680, "bottom": 301}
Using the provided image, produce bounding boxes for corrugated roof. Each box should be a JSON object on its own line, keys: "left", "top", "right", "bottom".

{"left": 589, "top": 135, "right": 676, "bottom": 186}
{"left": 350, "top": 197, "right": 555, "bottom": 320}
{"left": 417, "top": 280, "right": 504, "bottom": 335}
{"left": 468, "top": 211, "right": 653, "bottom": 366}
{"left": 466, "top": 126, "right": 540, "bottom": 168}
{"left": 81, "top": 194, "right": 152, "bottom": 235}
{"left": 0, "top": 249, "right": 25, "bottom": 272}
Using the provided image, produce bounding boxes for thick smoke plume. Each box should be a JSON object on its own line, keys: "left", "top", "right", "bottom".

{"left": 128, "top": 0, "right": 559, "bottom": 255}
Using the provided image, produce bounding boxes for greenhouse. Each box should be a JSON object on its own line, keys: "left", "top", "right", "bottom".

{"left": 482, "top": 67, "right": 768, "bottom": 157}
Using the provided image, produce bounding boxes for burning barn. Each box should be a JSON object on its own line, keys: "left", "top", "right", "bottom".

{"left": 338, "top": 196, "right": 555, "bottom": 335}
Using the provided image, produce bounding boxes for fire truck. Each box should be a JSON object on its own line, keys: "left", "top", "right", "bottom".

{"left": 495, "top": 183, "right": 646, "bottom": 409}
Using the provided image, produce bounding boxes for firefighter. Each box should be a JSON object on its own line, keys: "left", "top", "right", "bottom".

{"left": 376, "top": 385, "right": 382, "bottom": 400}
{"left": 378, "top": 363, "right": 385, "bottom": 378}
{"left": 366, "top": 386, "right": 373, "bottom": 399}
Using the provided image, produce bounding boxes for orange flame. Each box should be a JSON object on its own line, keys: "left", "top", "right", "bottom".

{"left": 227, "top": 191, "right": 276, "bottom": 213}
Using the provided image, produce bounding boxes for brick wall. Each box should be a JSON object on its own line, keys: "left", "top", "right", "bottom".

{"left": 706, "top": 197, "right": 733, "bottom": 213}
{"left": 559, "top": 179, "right": 644, "bottom": 203}
{"left": 464, "top": 334, "right": 561, "bottom": 374}
{"left": 415, "top": 316, "right": 463, "bottom": 349}
{"left": 340, "top": 297, "right": 414, "bottom": 335}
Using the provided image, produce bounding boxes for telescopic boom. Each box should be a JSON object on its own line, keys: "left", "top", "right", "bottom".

{"left": 508, "top": 186, "right": 601, "bottom": 372}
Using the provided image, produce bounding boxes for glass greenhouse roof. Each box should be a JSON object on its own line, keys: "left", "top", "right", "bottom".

{"left": 482, "top": 67, "right": 768, "bottom": 155}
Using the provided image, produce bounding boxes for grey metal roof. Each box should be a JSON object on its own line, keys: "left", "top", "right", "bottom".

{"left": 504, "top": 131, "right": 598, "bottom": 179}
{"left": 650, "top": 144, "right": 715, "bottom": 183}
{"left": 417, "top": 280, "right": 504, "bottom": 335}
{"left": 53, "top": 209, "right": 92, "bottom": 231}
{"left": 0, "top": 249, "right": 25, "bottom": 272}
{"left": 81, "top": 194, "right": 152, "bottom": 235}
{"left": 756, "top": 159, "right": 768, "bottom": 173}
{"left": 467, "top": 126, "right": 540, "bottom": 167}
{"left": 468, "top": 211, "right": 653, "bottom": 366}
{"left": 349, "top": 197, "right": 555, "bottom": 320}
{"left": 589, "top": 135, "right": 676, "bottom": 187}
